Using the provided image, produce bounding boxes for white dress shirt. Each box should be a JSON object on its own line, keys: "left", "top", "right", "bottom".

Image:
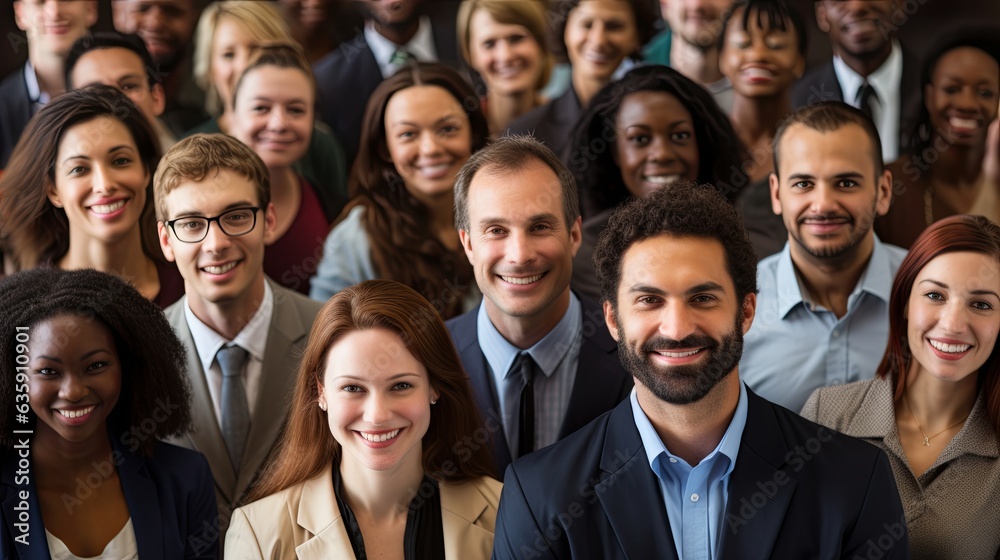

{"left": 832, "top": 41, "right": 903, "bottom": 161}
{"left": 364, "top": 16, "right": 438, "bottom": 78}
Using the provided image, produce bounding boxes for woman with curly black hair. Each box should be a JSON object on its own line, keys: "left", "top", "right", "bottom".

{"left": 566, "top": 65, "right": 744, "bottom": 301}
{"left": 0, "top": 268, "right": 218, "bottom": 559}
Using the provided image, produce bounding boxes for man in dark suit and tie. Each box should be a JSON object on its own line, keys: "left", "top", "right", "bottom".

{"left": 448, "top": 136, "right": 632, "bottom": 479}
{"left": 154, "top": 134, "right": 323, "bottom": 541}
{"left": 493, "top": 183, "right": 909, "bottom": 559}
{"left": 312, "top": 0, "right": 460, "bottom": 164}
{"left": 792, "top": 0, "right": 918, "bottom": 161}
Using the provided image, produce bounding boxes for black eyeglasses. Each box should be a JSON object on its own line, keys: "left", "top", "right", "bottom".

{"left": 165, "top": 207, "right": 260, "bottom": 243}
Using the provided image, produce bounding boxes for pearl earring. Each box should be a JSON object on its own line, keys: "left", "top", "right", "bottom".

{"left": 431, "top": 399, "right": 438, "bottom": 405}
{"left": 319, "top": 401, "right": 327, "bottom": 411}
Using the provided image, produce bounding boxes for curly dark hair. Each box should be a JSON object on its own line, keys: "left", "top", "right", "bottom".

{"left": 566, "top": 65, "right": 745, "bottom": 217}
{"left": 0, "top": 268, "right": 192, "bottom": 456}
{"left": 549, "top": 0, "right": 657, "bottom": 64}
{"left": 344, "top": 62, "right": 489, "bottom": 319}
{"left": 594, "top": 182, "right": 758, "bottom": 306}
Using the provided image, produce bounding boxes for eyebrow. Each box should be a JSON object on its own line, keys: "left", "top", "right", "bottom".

{"left": 623, "top": 120, "right": 691, "bottom": 129}
{"left": 334, "top": 373, "right": 422, "bottom": 382}
{"left": 170, "top": 200, "right": 256, "bottom": 219}
{"left": 920, "top": 279, "right": 1000, "bottom": 299}
{"left": 389, "top": 115, "right": 462, "bottom": 128}
{"left": 477, "top": 213, "right": 560, "bottom": 226}
{"left": 249, "top": 95, "right": 308, "bottom": 104}
{"left": 786, "top": 171, "right": 865, "bottom": 180}
{"left": 626, "top": 281, "right": 726, "bottom": 296}
{"left": 62, "top": 145, "right": 135, "bottom": 165}
{"left": 36, "top": 348, "right": 110, "bottom": 363}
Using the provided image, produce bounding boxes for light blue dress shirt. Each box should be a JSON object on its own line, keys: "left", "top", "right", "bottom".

{"left": 477, "top": 293, "right": 582, "bottom": 455}
{"left": 740, "top": 236, "right": 907, "bottom": 412}
{"left": 631, "top": 382, "right": 748, "bottom": 560}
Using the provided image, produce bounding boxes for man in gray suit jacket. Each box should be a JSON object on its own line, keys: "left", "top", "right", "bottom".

{"left": 447, "top": 137, "right": 632, "bottom": 478}
{"left": 154, "top": 133, "right": 323, "bottom": 541}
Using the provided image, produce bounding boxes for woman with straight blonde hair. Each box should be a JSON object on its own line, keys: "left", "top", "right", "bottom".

{"left": 226, "top": 280, "right": 499, "bottom": 558}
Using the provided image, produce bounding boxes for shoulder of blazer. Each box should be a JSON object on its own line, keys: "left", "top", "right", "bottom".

{"left": 445, "top": 305, "right": 481, "bottom": 353}
{"left": 314, "top": 35, "right": 377, "bottom": 88}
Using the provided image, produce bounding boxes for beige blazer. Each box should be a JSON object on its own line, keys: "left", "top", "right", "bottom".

{"left": 225, "top": 464, "right": 502, "bottom": 559}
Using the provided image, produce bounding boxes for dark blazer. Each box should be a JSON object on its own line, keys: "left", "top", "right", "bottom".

{"left": 163, "top": 279, "right": 323, "bottom": 541}
{"left": 493, "top": 388, "right": 910, "bottom": 560}
{"left": 1, "top": 438, "right": 218, "bottom": 559}
{"left": 792, "top": 48, "right": 920, "bottom": 151}
{"left": 312, "top": 4, "right": 461, "bottom": 165}
{"left": 0, "top": 65, "right": 33, "bottom": 169}
{"left": 446, "top": 297, "right": 633, "bottom": 479}
{"left": 504, "top": 87, "right": 582, "bottom": 163}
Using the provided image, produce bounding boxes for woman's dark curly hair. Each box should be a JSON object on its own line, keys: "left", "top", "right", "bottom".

{"left": 0, "top": 268, "right": 192, "bottom": 456}
{"left": 567, "top": 65, "right": 745, "bottom": 217}
{"left": 594, "top": 181, "right": 758, "bottom": 306}
{"left": 904, "top": 25, "right": 1000, "bottom": 157}
{"left": 344, "top": 62, "right": 489, "bottom": 319}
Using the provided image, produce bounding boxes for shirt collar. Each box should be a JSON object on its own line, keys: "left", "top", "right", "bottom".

{"left": 832, "top": 40, "right": 902, "bottom": 107}
{"left": 774, "top": 235, "right": 895, "bottom": 318}
{"left": 23, "top": 61, "right": 48, "bottom": 105}
{"left": 183, "top": 281, "right": 274, "bottom": 370}
{"left": 631, "top": 381, "right": 748, "bottom": 474}
{"left": 364, "top": 15, "right": 438, "bottom": 77}
{"left": 477, "top": 292, "right": 582, "bottom": 380}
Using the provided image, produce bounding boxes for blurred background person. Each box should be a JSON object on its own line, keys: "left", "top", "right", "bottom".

{"left": 278, "top": 0, "right": 364, "bottom": 63}
{"left": 189, "top": 0, "right": 348, "bottom": 204}
{"left": 803, "top": 214, "right": 1000, "bottom": 559}
{"left": 310, "top": 63, "right": 488, "bottom": 319}
{"left": 876, "top": 29, "right": 1000, "bottom": 249}
{"left": 793, "top": 0, "right": 918, "bottom": 163}
{"left": 0, "top": 268, "right": 217, "bottom": 558}
{"left": 457, "top": 0, "right": 553, "bottom": 136}
{"left": 1, "top": 0, "right": 96, "bottom": 168}
{"left": 0, "top": 86, "right": 183, "bottom": 307}
{"left": 505, "top": 0, "right": 655, "bottom": 160}
{"left": 227, "top": 280, "right": 499, "bottom": 558}
{"left": 566, "top": 65, "right": 744, "bottom": 300}
{"left": 112, "top": 0, "right": 208, "bottom": 136}
{"left": 644, "top": 0, "right": 736, "bottom": 112}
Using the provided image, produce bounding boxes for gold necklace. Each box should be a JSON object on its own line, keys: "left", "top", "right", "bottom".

{"left": 903, "top": 393, "right": 968, "bottom": 447}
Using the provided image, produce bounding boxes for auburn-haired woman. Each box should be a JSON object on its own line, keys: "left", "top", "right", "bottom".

{"left": 310, "top": 62, "right": 488, "bottom": 319}
{"left": 0, "top": 85, "right": 183, "bottom": 307}
{"left": 803, "top": 215, "right": 1000, "bottom": 559}
{"left": 0, "top": 268, "right": 217, "bottom": 558}
{"left": 226, "top": 279, "right": 499, "bottom": 558}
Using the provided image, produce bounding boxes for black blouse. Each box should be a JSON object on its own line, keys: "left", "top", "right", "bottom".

{"left": 332, "top": 465, "right": 446, "bottom": 560}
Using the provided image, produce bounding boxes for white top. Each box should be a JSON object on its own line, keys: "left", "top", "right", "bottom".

{"left": 832, "top": 41, "right": 903, "bottom": 161}
{"left": 46, "top": 517, "right": 138, "bottom": 560}
{"left": 183, "top": 281, "right": 274, "bottom": 425}
{"left": 364, "top": 15, "right": 438, "bottom": 78}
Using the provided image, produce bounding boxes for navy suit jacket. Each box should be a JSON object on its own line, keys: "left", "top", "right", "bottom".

{"left": 792, "top": 49, "right": 921, "bottom": 151}
{"left": 493, "top": 388, "right": 909, "bottom": 560}
{"left": 504, "top": 87, "right": 582, "bottom": 163}
{"left": 0, "top": 65, "right": 33, "bottom": 169}
{"left": 313, "top": 3, "right": 460, "bottom": 165}
{"left": 446, "top": 297, "right": 633, "bottom": 479}
{"left": 1, "top": 437, "right": 219, "bottom": 559}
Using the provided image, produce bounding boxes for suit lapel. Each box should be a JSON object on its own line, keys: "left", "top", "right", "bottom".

{"left": 1, "top": 451, "right": 49, "bottom": 560}
{"left": 165, "top": 303, "right": 237, "bottom": 501}
{"left": 293, "top": 465, "right": 356, "bottom": 559}
{"left": 718, "top": 390, "right": 797, "bottom": 560}
{"left": 440, "top": 481, "right": 494, "bottom": 558}
{"left": 595, "top": 404, "right": 677, "bottom": 560}
{"left": 115, "top": 443, "right": 164, "bottom": 560}
{"left": 235, "top": 282, "right": 308, "bottom": 499}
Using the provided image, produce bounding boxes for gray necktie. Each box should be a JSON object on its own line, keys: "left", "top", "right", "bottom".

{"left": 218, "top": 345, "right": 250, "bottom": 473}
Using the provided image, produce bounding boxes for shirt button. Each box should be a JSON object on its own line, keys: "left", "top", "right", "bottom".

{"left": 832, "top": 330, "right": 840, "bottom": 338}
{"left": 669, "top": 458, "right": 678, "bottom": 463}
{"left": 690, "top": 493, "right": 700, "bottom": 502}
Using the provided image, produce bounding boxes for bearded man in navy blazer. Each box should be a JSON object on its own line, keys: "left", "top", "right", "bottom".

{"left": 492, "top": 183, "right": 909, "bottom": 559}
{"left": 447, "top": 136, "right": 632, "bottom": 479}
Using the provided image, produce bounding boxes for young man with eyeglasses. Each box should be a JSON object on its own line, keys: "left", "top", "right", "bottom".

{"left": 154, "top": 133, "right": 323, "bottom": 545}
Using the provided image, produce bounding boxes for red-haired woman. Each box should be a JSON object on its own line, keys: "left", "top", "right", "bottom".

{"left": 226, "top": 280, "right": 499, "bottom": 558}
{"left": 802, "top": 215, "right": 1000, "bottom": 559}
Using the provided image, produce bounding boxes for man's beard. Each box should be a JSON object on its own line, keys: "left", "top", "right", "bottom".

{"left": 616, "top": 310, "right": 744, "bottom": 405}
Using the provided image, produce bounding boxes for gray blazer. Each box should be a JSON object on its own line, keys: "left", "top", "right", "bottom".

{"left": 164, "top": 278, "right": 323, "bottom": 540}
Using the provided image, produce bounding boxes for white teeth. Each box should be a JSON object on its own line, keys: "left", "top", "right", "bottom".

{"left": 584, "top": 51, "right": 612, "bottom": 63}
{"left": 644, "top": 175, "right": 681, "bottom": 186}
{"left": 203, "top": 262, "right": 237, "bottom": 274}
{"left": 57, "top": 406, "right": 95, "bottom": 419}
{"left": 91, "top": 200, "right": 126, "bottom": 214}
{"left": 744, "top": 68, "right": 774, "bottom": 79}
{"left": 929, "top": 340, "right": 971, "bottom": 354}
{"left": 657, "top": 349, "right": 700, "bottom": 358}
{"left": 501, "top": 274, "right": 543, "bottom": 285}
{"left": 361, "top": 429, "right": 400, "bottom": 443}
{"left": 950, "top": 117, "right": 979, "bottom": 129}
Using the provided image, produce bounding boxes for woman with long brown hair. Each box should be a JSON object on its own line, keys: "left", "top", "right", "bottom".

{"left": 803, "top": 215, "right": 1000, "bottom": 558}
{"left": 226, "top": 279, "right": 499, "bottom": 558}
{"left": 309, "top": 62, "right": 488, "bottom": 319}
